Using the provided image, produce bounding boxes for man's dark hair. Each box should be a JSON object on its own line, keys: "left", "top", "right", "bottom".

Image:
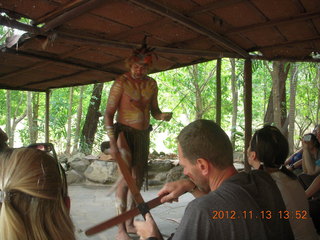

{"left": 177, "top": 119, "right": 233, "bottom": 169}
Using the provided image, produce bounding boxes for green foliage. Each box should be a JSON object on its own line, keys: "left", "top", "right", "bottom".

{"left": 295, "top": 63, "right": 319, "bottom": 123}
{"left": 0, "top": 21, "right": 319, "bottom": 154}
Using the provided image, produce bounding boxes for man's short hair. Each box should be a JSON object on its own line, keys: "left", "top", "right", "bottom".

{"left": 177, "top": 119, "right": 233, "bottom": 169}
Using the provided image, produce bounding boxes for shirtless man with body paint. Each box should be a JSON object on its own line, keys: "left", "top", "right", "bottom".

{"left": 104, "top": 44, "right": 172, "bottom": 240}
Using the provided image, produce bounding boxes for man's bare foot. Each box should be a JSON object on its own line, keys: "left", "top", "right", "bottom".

{"left": 126, "top": 224, "right": 137, "bottom": 234}
{"left": 116, "top": 231, "right": 132, "bottom": 240}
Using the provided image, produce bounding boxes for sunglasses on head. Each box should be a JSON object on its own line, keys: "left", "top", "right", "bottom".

{"left": 27, "top": 143, "right": 68, "bottom": 199}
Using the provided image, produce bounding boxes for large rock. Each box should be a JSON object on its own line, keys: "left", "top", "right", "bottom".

{"left": 68, "top": 152, "right": 86, "bottom": 162}
{"left": 154, "top": 172, "right": 168, "bottom": 182}
{"left": 69, "top": 159, "right": 91, "bottom": 173}
{"left": 58, "top": 154, "right": 69, "bottom": 163}
{"left": 84, "top": 161, "right": 118, "bottom": 184}
{"left": 66, "top": 170, "right": 85, "bottom": 184}
{"left": 145, "top": 172, "right": 168, "bottom": 186}
{"left": 166, "top": 165, "right": 186, "bottom": 182}
{"left": 148, "top": 160, "right": 174, "bottom": 173}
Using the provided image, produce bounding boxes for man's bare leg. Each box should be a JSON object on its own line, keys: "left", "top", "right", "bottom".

{"left": 115, "top": 132, "right": 133, "bottom": 240}
{"left": 115, "top": 177, "right": 132, "bottom": 240}
{"left": 125, "top": 191, "right": 137, "bottom": 234}
{"left": 126, "top": 165, "right": 144, "bottom": 233}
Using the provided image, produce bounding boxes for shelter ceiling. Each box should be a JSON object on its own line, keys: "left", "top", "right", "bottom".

{"left": 0, "top": 0, "right": 319, "bottom": 91}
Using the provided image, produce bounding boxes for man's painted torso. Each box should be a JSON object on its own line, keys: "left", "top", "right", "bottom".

{"left": 107, "top": 73, "right": 157, "bottom": 130}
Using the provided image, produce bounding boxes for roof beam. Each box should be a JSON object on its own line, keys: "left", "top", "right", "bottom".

{"left": 0, "top": 84, "right": 48, "bottom": 92}
{"left": 128, "top": 0, "right": 249, "bottom": 58}
{"left": 188, "top": 0, "right": 246, "bottom": 16}
{"left": 0, "top": 15, "right": 42, "bottom": 34}
{"left": 41, "top": 0, "right": 107, "bottom": 32}
{"left": 251, "top": 54, "right": 320, "bottom": 63}
{"left": 0, "top": 46, "right": 91, "bottom": 80}
{"left": 58, "top": 31, "right": 240, "bottom": 58}
{"left": 21, "top": 69, "right": 92, "bottom": 88}
{"left": 249, "top": 36, "right": 320, "bottom": 52}
{"left": 0, "top": 16, "right": 240, "bottom": 59}
{"left": 2, "top": 48, "right": 122, "bottom": 76}
{"left": 226, "top": 11, "right": 320, "bottom": 34}
{"left": 33, "top": 0, "right": 88, "bottom": 25}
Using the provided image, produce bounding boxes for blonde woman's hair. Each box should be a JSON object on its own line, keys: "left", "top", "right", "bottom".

{"left": 0, "top": 148, "right": 75, "bottom": 240}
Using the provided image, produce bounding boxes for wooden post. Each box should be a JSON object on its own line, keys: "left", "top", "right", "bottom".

{"left": 45, "top": 90, "right": 50, "bottom": 143}
{"left": 244, "top": 59, "right": 252, "bottom": 172}
{"left": 216, "top": 58, "right": 221, "bottom": 125}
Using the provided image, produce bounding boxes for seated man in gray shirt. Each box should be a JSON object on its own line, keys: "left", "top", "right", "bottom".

{"left": 135, "top": 119, "right": 294, "bottom": 240}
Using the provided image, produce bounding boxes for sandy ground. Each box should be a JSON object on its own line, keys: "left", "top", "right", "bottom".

{"left": 69, "top": 184, "right": 193, "bottom": 240}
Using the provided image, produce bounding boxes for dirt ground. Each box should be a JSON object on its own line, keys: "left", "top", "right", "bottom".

{"left": 69, "top": 184, "right": 193, "bottom": 240}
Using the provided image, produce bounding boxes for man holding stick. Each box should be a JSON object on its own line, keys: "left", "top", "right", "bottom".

{"left": 104, "top": 40, "right": 172, "bottom": 240}
{"left": 135, "top": 120, "right": 294, "bottom": 240}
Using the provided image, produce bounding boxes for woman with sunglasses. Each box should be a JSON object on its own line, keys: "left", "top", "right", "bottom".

{"left": 247, "top": 125, "right": 318, "bottom": 240}
{"left": 0, "top": 148, "right": 75, "bottom": 240}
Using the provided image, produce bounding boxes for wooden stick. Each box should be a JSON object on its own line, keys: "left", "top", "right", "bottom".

{"left": 96, "top": 135, "right": 163, "bottom": 239}
{"left": 85, "top": 195, "right": 163, "bottom": 236}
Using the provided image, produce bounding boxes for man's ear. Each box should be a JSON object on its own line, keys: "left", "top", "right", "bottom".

{"left": 248, "top": 151, "right": 257, "bottom": 161}
{"left": 196, "top": 158, "right": 210, "bottom": 176}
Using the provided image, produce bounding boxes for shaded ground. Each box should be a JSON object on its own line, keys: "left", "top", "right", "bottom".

{"left": 69, "top": 184, "right": 193, "bottom": 240}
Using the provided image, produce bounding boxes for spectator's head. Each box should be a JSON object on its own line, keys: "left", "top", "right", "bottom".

{"left": 178, "top": 119, "right": 233, "bottom": 167}
{"left": 0, "top": 148, "right": 74, "bottom": 240}
{"left": 313, "top": 124, "right": 320, "bottom": 143}
{"left": 248, "top": 125, "right": 289, "bottom": 169}
{"left": 177, "top": 120, "right": 233, "bottom": 191}
{"left": 100, "top": 141, "right": 110, "bottom": 153}
{"left": 304, "top": 133, "right": 320, "bottom": 150}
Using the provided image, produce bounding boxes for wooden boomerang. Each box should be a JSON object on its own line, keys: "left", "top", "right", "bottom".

{"left": 85, "top": 150, "right": 163, "bottom": 239}
{"left": 85, "top": 195, "right": 163, "bottom": 235}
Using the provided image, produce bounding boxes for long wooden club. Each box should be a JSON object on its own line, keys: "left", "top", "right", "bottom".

{"left": 85, "top": 195, "right": 164, "bottom": 235}
{"left": 85, "top": 133, "right": 163, "bottom": 239}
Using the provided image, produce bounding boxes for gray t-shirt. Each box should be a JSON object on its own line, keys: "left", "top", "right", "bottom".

{"left": 172, "top": 171, "right": 294, "bottom": 240}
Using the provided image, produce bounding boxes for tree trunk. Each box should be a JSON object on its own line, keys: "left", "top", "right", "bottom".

{"left": 6, "top": 90, "right": 12, "bottom": 147}
{"left": 230, "top": 58, "right": 238, "bottom": 149}
{"left": 189, "top": 65, "right": 203, "bottom": 120}
{"left": 73, "top": 86, "right": 85, "bottom": 153}
{"left": 187, "top": 64, "right": 216, "bottom": 120}
{"left": 272, "top": 62, "right": 282, "bottom": 129}
{"left": 65, "top": 87, "right": 74, "bottom": 154}
{"left": 32, "top": 92, "right": 39, "bottom": 142}
{"left": 27, "top": 92, "right": 39, "bottom": 143}
{"left": 9, "top": 92, "right": 27, "bottom": 147}
{"left": 264, "top": 61, "right": 290, "bottom": 134}
{"left": 27, "top": 92, "right": 33, "bottom": 142}
{"left": 80, "top": 83, "right": 104, "bottom": 154}
{"left": 288, "top": 63, "right": 298, "bottom": 154}
{"left": 11, "top": 110, "right": 27, "bottom": 146}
